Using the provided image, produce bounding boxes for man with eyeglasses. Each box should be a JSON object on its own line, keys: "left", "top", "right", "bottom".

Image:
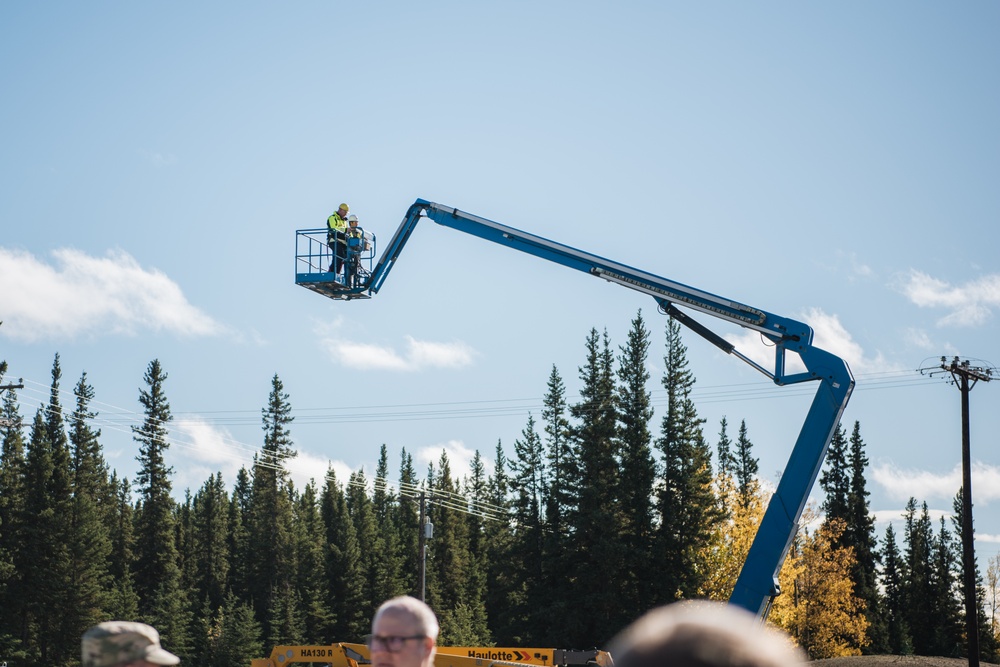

{"left": 369, "top": 596, "right": 438, "bottom": 667}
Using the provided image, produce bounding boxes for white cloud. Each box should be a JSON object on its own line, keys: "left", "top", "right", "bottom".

{"left": 872, "top": 461, "right": 1000, "bottom": 504}
{"left": 870, "top": 510, "right": 998, "bottom": 552}
{"left": 852, "top": 263, "right": 874, "bottom": 280}
{"left": 897, "top": 270, "right": 1000, "bottom": 327}
{"left": 841, "top": 251, "right": 875, "bottom": 282}
{"left": 169, "top": 417, "right": 353, "bottom": 493}
{"left": 872, "top": 507, "right": 951, "bottom": 525}
{"left": 725, "top": 307, "right": 899, "bottom": 376}
{"left": 169, "top": 419, "right": 257, "bottom": 491}
{"left": 334, "top": 341, "right": 413, "bottom": 370}
{"left": 415, "top": 439, "right": 487, "bottom": 479}
{"left": 903, "top": 327, "right": 934, "bottom": 350}
{"left": 818, "top": 251, "right": 875, "bottom": 283}
{"left": 406, "top": 337, "right": 476, "bottom": 368}
{"left": 285, "top": 450, "right": 353, "bottom": 490}
{"left": 872, "top": 508, "right": 909, "bottom": 525}
{"left": 320, "top": 327, "right": 477, "bottom": 371}
{"left": 0, "top": 247, "right": 223, "bottom": 343}
{"left": 141, "top": 150, "right": 177, "bottom": 167}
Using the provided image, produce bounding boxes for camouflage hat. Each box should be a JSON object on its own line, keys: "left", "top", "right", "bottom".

{"left": 82, "top": 622, "right": 180, "bottom": 667}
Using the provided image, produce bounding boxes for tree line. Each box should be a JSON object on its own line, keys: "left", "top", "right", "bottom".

{"left": 1, "top": 312, "right": 998, "bottom": 667}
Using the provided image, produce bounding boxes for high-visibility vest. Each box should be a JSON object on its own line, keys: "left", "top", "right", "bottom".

{"left": 327, "top": 213, "right": 348, "bottom": 243}
{"left": 347, "top": 226, "right": 369, "bottom": 250}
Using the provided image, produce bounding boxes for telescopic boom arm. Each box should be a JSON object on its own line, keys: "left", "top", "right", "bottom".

{"left": 364, "top": 199, "right": 855, "bottom": 617}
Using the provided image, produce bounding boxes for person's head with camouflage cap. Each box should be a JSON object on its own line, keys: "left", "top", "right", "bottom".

{"left": 82, "top": 622, "right": 180, "bottom": 667}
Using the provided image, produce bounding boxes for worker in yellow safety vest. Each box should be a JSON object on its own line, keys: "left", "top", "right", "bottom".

{"left": 327, "top": 203, "right": 350, "bottom": 276}
{"left": 345, "top": 214, "right": 372, "bottom": 287}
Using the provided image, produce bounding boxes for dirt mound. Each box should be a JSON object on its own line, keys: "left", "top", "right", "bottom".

{"left": 812, "top": 657, "right": 998, "bottom": 667}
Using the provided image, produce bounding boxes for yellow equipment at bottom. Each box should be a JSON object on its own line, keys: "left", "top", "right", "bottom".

{"left": 251, "top": 644, "right": 613, "bottom": 667}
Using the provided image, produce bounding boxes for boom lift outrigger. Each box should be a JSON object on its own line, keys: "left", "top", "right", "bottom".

{"left": 295, "top": 199, "right": 855, "bottom": 618}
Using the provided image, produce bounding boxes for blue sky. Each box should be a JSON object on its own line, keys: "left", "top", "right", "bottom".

{"left": 2, "top": 2, "right": 999, "bottom": 565}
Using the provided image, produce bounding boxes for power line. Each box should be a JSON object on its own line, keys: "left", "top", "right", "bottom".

{"left": 4, "top": 366, "right": 943, "bottom": 431}
{"left": 0, "top": 363, "right": 979, "bottom": 531}
{"left": 4, "top": 373, "right": 514, "bottom": 524}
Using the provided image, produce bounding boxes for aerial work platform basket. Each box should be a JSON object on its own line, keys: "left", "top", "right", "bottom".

{"left": 295, "top": 228, "right": 376, "bottom": 301}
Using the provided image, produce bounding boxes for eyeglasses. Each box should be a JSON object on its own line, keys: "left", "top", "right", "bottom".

{"left": 367, "top": 635, "right": 426, "bottom": 652}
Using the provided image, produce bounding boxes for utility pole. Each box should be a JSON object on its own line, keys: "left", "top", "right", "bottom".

{"left": 1, "top": 322, "right": 26, "bottom": 428}
{"left": 395, "top": 476, "right": 508, "bottom": 603}
{"left": 418, "top": 491, "right": 426, "bottom": 602}
{"left": 922, "top": 356, "right": 994, "bottom": 667}
{"left": 0, "top": 377, "right": 25, "bottom": 428}
{"left": 416, "top": 491, "right": 434, "bottom": 602}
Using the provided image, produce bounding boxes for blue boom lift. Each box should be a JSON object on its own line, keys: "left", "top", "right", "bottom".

{"left": 294, "top": 199, "right": 855, "bottom": 619}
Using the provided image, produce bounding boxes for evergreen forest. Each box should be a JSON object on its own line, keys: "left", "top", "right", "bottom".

{"left": 1, "top": 312, "right": 998, "bottom": 667}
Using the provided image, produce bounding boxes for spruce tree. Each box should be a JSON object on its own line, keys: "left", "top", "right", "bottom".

{"left": 321, "top": 467, "right": 365, "bottom": 640}
{"left": 902, "top": 498, "right": 936, "bottom": 655}
{"left": 564, "top": 329, "right": 626, "bottom": 645}
{"left": 131, "top": 359, "right": 190, "bottom": 654}
{"left": 266, "top": 562, "right": 305, "bottom": 647}
{"left": 18, "top": 356, "right": 76, "bottom": 666}
{"left": 176, "top": 490, "right": 196, "bottom": 610}
{"left": 294, "top": 480, "right": 333, "bottom": 642}
{"left": 44, "top": 355, "right": 73, "bottom": 503}
{"left": 715, "top": 417, "right": 736, "bottom": 483}
{"left": 347, "top": 468, "right": 381, "bottom": 623}
{"left": 654, "top": 316, "right": 718, "bottom": 603}
{"left": 191, "top": 472, "right": 230, "bottom": 612}
{"left": 372, "top": 446, "right": 405, "bottom": 603}
{"left": 132, "top": 360, "right": 180, "bottom": 608}
{"left": 931, "top": 515, "right": 963, "bottom": 656}
{"left": 508, "top": 415, "right": 546, "bottom": 641}
{"left": 818, "top": 421, "right": 877, "bottom": 651}
{"left": 394, "top": 448, "right": 420, "bottom": 597}
{"left": 426, "top": 451, "right": 483, "bottom": 644}
{"left": 541, "top": 365, "right": 573, "bottom": 541}
{"left": 539, "top": 366, "right": 573, "bottom": 642}
{"left": 106, "top": 474, "right": 140, "bottom": 620}
{"left": 734, "top": 419, "right": 759, "bottom": 511}
{"left": 228, "top": 467, "right": 253, "bottom": 604}
{"left": 820, "top": 422, "right": 850, "bottom": 527}
{"left": 373, "top": 445, "right": 393, "bottom": 525}
{"left": 66, "top": 372, "right": 113, "bottom": 643}
{"left": 483, "top": 441, "right": 517, "bottom": 643}
{"left": 845, "top": 422, "right": 884, "bottom": 653}
{"left": 248, "top": 374, "right": 300, "bottom": 643}
{"left": 951, "top": 489, "right": 999, "bottom": 662}
{"left": 48, "top": 356, "right": 79, "bottom": 665}
{"left": 881, "top": 524, "right": 911, "bottom": 654}
{"left": 0, "top": 377, "right": 27, "bottom": 659}
{"left": 462, "top": 449, "right": 492, "bottom": 644}
{"left": 616, "top": 311, "right": 656, "bottom": 614}
{"left": 210, "top": 592, "right": 264, "bottom": 667}
{"left": 20, "top": 407, "right": 73, "bottom": 665}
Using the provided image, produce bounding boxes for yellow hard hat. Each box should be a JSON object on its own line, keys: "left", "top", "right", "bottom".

{"left": 339, "top": 203, "right": 350, "bottom": 212}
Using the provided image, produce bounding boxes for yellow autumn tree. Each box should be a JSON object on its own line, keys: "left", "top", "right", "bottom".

{"left": 701, "top": 471, "right": 768, "bottom": 600}
{"left": 769, "top": 515, "right": 869, "bottom": 658}
{"left": 988, "top": 553, "right": 1000, "bottom": 650}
